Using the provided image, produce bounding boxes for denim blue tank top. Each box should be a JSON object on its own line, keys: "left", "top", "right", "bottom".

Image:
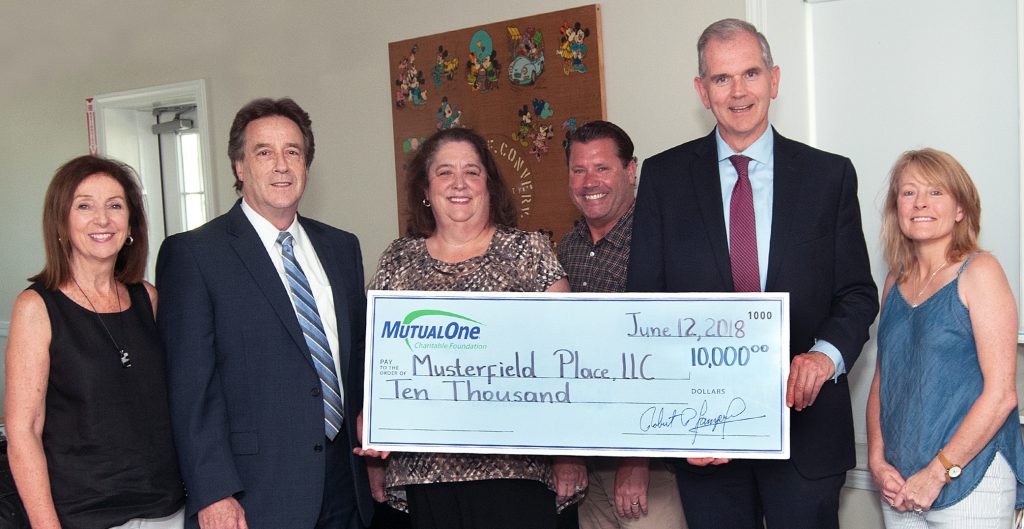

{"left": 877, "top": 255, "right": 1024, "bottom": 509}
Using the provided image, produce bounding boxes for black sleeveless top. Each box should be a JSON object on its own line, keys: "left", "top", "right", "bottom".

{"left": 30, "top": 282, "right": 183, "bottom": 529}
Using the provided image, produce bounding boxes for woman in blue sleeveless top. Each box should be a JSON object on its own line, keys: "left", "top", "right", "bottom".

{"left": 868, "top": 148, "right": 1024, "bottom": 527}
{"left": 4, "top": 156, "right": 184, "bottom": 529}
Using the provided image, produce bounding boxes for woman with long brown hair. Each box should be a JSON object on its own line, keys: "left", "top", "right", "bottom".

{"left": 5, "top": 155, "right": 183, "bottom": 529}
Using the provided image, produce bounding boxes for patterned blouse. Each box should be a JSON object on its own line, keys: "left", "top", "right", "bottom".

{"left": 369, "top": 225, "right": 566, "bottom": 511}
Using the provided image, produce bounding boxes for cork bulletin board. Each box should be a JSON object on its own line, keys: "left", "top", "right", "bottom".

{"left": 388, "top": 4, "right": 605, "bottom": 243}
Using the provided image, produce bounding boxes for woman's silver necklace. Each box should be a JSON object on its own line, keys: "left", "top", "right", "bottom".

{"left": 913, "top": 260, "right": 950, "bottom": 306}
{"left": 71, "top": 277, "right": 133, "bottom": 368}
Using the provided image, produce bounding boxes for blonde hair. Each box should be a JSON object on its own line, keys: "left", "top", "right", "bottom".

{"left": 881, "top": 148, "right": 980, "bottom": 280}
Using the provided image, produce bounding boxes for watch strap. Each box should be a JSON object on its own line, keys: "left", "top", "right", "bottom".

{"left": 936, "top": 449, "right": 960, "bottom": 484}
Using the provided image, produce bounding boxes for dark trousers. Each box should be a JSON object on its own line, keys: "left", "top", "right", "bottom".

{"left": 406, "top": 479, "right": 556, "bottom": 529}
{"left": 315, "top": 427, "right": 362, "bottom": 529}
{"left": 675, "top": 459, "right": 845, "bottom": 529}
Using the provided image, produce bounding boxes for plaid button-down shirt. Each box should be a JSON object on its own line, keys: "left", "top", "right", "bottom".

{"left": 557, "top": 205, "right": 634, "bottom": 293}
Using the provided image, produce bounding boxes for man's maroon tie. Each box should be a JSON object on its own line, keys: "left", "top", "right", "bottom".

{"left": 729, "top": 155, "right": 760, "bottom": 292}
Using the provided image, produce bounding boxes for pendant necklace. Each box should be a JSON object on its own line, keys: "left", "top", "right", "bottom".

{"left": 71, "top": 277, "right": 133, "bottom": 368}
{"left": 913, "top": 260, "right": 950, "bottom": 306}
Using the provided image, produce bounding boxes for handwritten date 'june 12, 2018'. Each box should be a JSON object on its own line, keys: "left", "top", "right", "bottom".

{"left": 625, "top": 310, "right": 772, "bottom": 339}
{"left": 625, "top": 311, "right": 773, "bottom": 369}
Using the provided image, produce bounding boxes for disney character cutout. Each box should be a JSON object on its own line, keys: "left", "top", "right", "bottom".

{"left": 435, "top": 97, "right": 462, "bottom": 130}
{"left": 512, "top": 104, "right": 532, "bottom": 146}
{"left": 467, "top": 30, "right": 499, "bottom": 92}
{"left": 431, "top": 45, "right": 459, "bottom": 87}
{"left": 507, "top": 26, "right": 545, "bottom": 86}
{"left": 528, "top": 124, "right": 554, "bottom": 160}
{"left": 558, "top": 22, "right": 590, "bottom": 74}
{"left": 394, "top": 45, "right": 428, "bottom": 107}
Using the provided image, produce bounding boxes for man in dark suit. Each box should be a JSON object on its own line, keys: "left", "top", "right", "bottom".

{"left": 626, "top": 19, "right": 878, "bottom": 529}
{"left": 157, "top": 98, "right": 372, "bottom": 529}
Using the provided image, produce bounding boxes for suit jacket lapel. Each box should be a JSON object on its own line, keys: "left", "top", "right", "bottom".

{"left": 766, "top": 130, "right": 799, "bottom": 290}
{"left": 693, "top": 132, "right": 734, "bottom": 290}
{"left": 226, "top": 203, "right": 309, "bottom": 356}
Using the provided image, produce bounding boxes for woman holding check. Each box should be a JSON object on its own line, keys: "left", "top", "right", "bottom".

{"left": 360, "top": 127, "right": 582, "bottom": 529}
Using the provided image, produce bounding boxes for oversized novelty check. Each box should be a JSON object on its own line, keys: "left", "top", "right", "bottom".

{"left": 362, "top": 291, "right": 789, "bottom": 458}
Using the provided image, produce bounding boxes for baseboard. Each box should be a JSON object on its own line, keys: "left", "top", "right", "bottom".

{"left": 846, "top": 441, "right": 876, "bottom": 491}
{"left": 846, "top": 466, "right": 875, "bottom": 491}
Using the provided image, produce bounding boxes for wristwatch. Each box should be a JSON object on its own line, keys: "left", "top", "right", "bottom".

{"left": 936, "top": 449, "right": 962, "bottom": 484}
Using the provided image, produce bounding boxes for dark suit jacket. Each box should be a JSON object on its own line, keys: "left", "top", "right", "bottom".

{"left": 626, "top": 129, "right": 878, "bottom": 479}
{"left": 156, "top": 201, "right": 372, "bottom": 528}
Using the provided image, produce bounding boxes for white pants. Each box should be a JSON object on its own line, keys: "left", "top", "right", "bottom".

{"left": 109, "top": 507, "right": 184, "bottom": 529}
{"left": 881, "top": 453, "right": 1016, "bottom": 529}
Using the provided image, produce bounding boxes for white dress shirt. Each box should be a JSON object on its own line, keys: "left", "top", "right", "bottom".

{"left": 241, "top": 200, "right": 345, "bottom": 401}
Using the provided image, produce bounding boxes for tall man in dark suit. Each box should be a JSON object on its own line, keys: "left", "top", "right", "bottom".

{"left": 626, "top": 19, "right": 878, "bottom": 529}
{"left": 157, "top": 98, "right": 373, "bottom": 529}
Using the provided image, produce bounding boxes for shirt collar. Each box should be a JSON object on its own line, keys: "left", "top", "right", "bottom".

{"left": 715, "top": 125, "right": 774, "bottom": 165}
{"left": 602, "top": 204, "right": 634, "bottom": 248}
{"left": 241, "top": 199, "right": 300, "bottom": 250}
{"left": 574, "top": 204, "right": 635, "bottom": 248}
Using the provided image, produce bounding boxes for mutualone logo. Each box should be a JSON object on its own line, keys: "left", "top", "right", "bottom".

{"left": 380, "top": 309, "right": 484, "bottom": 352}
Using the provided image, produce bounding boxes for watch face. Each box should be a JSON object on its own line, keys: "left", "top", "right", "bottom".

{"left": 948, "top": 465, "right": 962, "bottom": 479}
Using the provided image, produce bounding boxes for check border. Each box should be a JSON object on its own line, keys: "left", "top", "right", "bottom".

{"left": 363, "top": 290, "right": 790, "bottom": 458}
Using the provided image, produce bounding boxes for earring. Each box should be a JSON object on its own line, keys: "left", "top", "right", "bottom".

{"left": 422, "top": 199, "right": 432, "bottom": 207}
{"left": 125, "top": 235, "right": 134, "bottom": 246}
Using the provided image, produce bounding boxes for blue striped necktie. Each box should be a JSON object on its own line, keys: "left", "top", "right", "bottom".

{"left": 277, "top": 231, "right": 344, "bottom": 440}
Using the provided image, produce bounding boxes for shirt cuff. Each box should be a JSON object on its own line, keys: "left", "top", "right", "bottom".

{"left": 811, "top": 339, "right": 845, "bottom": 382}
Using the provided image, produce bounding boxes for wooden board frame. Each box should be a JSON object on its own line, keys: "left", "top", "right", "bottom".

{"left": 388, "top": 4, "right": 605, "bottom": 243}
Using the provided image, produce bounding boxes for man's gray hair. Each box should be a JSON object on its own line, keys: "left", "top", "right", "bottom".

{"left": 697, "top": 18, "right": 774, "bottom": 78}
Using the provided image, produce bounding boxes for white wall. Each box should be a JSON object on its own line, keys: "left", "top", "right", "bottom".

{"left": 0, "top": 0, "right": 740, "bottom": 324}
{"left": 0, "top": 0, "right": 741, "bottom": 422}
{"left": 794, "top": 1, "right": 1019, "bottom": 526}
{"left": 0, "top": 0, "right": 743, "bottom": 393}
{"left": 808, "top": 0, "right": 1020, "bottom": 441}
{"left": 811, "top": 0, "right": 1020, "bottom": 298}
